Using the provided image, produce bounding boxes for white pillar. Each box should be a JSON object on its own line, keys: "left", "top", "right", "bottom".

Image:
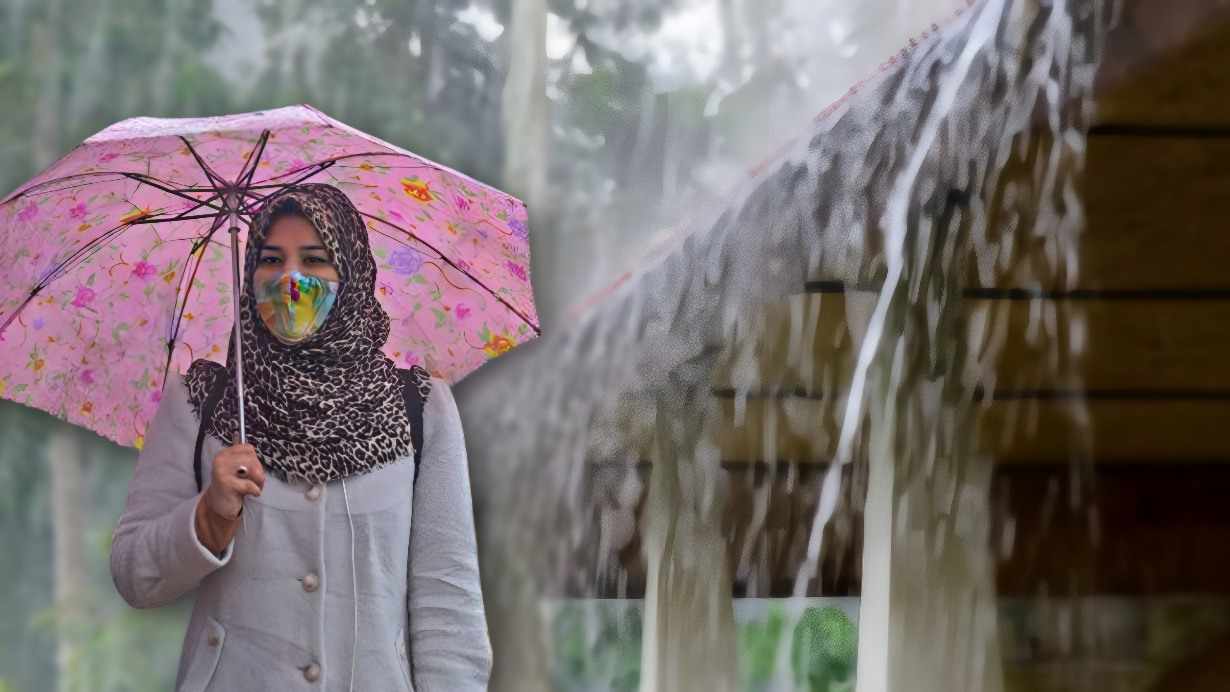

{"left": 640, "top": 393, "right": 739, "bottom": 692}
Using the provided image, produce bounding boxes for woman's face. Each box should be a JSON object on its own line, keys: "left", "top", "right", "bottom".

{"left": 253, "top": 213, "right": 341, "bottom": 286}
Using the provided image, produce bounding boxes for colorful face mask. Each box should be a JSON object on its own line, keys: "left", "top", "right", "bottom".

{"left": 255, "top": 271, "right": 339, "bottom": 344}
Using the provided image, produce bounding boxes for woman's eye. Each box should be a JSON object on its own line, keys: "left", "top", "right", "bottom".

{"left": 305, "top": 256, "right": 330, "bottom": 265}
{"left": 259, "top": 256, "right": 281, "bottom": 265}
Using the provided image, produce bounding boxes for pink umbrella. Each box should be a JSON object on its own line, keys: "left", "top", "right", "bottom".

{"left": 0, "top": 104, "right": 539, "bottom": 449}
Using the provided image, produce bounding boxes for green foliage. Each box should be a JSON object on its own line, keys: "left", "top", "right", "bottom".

{"left": 245, "top": 0, "right": 506, "bottom": 189}
{"left": 549, "top": 601, "right": 643, "bottom": 692}
{"left": 738, "top": 604, "right": 786, "bottom": 688}
{"left": 791, "top": 607, "right": 858, "bottom": 692}
{"left": 546, "top": 600, "right": 859, "bottom": 691}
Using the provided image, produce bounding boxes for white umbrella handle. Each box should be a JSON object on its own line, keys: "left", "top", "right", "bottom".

{"left": 227, "top": 198, "right": 248, "bottom": 445}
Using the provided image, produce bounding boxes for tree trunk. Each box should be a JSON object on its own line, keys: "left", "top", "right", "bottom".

{"left": 718, "top": 0, "right": 742, "bottom": 84}
{"left": 500, "top": 0, "right": 548, "bottom": 210}
{"left": 31, "top": 0, "right": 62, "bottom": 170}
{"left": 49, "top": 427, "right": 88, "bottom": 692}
{"left": 500, "top": 0, "right": 551, "bottom": 317}
{"left": 487, "top": 8, "right": 555, "bottom": 686}
{"left": 31, "top": 3, "right": 88, "bottom": 690}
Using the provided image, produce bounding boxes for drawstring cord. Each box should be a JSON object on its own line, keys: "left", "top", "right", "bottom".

{"left": 342, "top": 478, "right": 358, "bottom": 692}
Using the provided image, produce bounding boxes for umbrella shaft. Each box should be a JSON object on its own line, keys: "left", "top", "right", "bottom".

{"left": 229, "top": 223, "right": 247, "bottom": 445}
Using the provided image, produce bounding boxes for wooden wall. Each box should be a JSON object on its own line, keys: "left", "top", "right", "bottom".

{"left": 566, "top": 2, "right": 1230, "bottom": 601}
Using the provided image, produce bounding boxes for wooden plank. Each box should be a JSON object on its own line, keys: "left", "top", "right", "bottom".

{"left": 569, "top": 461, "right": 1230, "bottom": 598}
{"left": 1096, "top": 2, "right": 1230, "bottom": 127}
{"left": 993, "top": 463, "right": 1230, "bottom": 595}
{"left": 698, "top": 285, "right": 1230, "bottom": 464}
{"left": 982, "top": 398, "right": 1230, "bottom": 463}
{"left": 968, "top": 298, "right": 1230, "bottom": 393}
{"left": 565, "top": 461, "right": 863, "bottom": 599}
{"left": 709, "top": 291, "right": 863, "bottom": 399}
{"left": 712, "top": 395, "right": 845, "bottom": 464}
{"left": 972, "top": 133, "right": 1230, "bottom": 291}
{"left": 710, "top": 292, "right": 1230, "bottom": 395}
{"left": 1076, "top": 136, "right": 1230, "bottom": 290}
{"left": 688, "top": 395, "right": 1230, "bottom": 464}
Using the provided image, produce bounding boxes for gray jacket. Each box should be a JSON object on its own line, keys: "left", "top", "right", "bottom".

{"left": 109, "top": 371, "right": 491, "bottom": 691}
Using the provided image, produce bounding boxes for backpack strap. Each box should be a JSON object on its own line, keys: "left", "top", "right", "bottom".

{"left": 398, "top": 365, "right": 432, "bottom": 486}
{"left": 193, "top": 373, "right": 229, "bottom": 494}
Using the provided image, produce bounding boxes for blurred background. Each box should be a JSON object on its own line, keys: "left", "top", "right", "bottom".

{"left": 4, "top": 0, "right": 1230, "bottom": 690}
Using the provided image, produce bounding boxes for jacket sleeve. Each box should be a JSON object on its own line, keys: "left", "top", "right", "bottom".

{"left": 109, "top": 371, "right": 235, "bottom": 609}
{"left": 408, "top": 377, "right": 493, "bottom": 691}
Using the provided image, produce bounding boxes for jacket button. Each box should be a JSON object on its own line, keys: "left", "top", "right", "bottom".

{"left": 207, "top": 633, "right": 220, "bottom": 647}
{"left": 303, "top": 662, "right": 321, "bottom": 682}
{"left": 302, "top": 573, "right": 319, "bottom": 592}
{"left": 305, "top": 484, "right": 322, "bottom": 501}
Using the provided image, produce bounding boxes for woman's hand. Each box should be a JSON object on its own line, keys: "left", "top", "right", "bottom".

{"left": 204, "top": 444, "right": 266, "bottom": 519}
{"left": 194, "top": 444, "right": 266, "bottom": 556}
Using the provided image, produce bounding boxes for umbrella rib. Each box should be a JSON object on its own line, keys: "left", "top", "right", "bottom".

{"left": 164, "top": 188, "right": 227, "bottom": 220}
{"left": 56, "top": 223, "right": 142, "bottom": 284}
{"left": 162, "top": 212, "right": 229, "bottom": 386}
{"left": 1, "top": 220, "right": 139, "bottom": 337}
{"left": 43, "top": 220, "right": 133, "bottom": 284}
{"left": 245, "top": 159, "right": 338, "bottom": 191}
{"left": 359, "top": 211, "right": 541, "bottom": 334}
{"left": 247, "top": 152, "right": 419, "bottom": 187}
{"left": 4, "top": 173, "right": 129, "bottom": 200}
{"left": 0, "top": 292, "right": 37, "bottom": 337}
{"left": 236, "top": 160, "right": 338, "bottom": 213}
{"left": 128, "top": 212, "right": 222, "bottom": 224}
{"left": 120, "top": 172, "right": 227, "bottom": 213}
{"left": 235, "top": 130, "right": 271, "bottom": 191}
{"left": 120, "top": 189, "right": 226, "bottom": 232}
{"left": 179, "top": 159, "right": 334, "bottom": 194}
{"left": 7, "top": 170, "right": 218, "bottom": 208}
{"left": 25, "top": 195, "right": 214, "bottom": 309}
{"left": 177, "top": 136, "right": 231, "bottom": 190}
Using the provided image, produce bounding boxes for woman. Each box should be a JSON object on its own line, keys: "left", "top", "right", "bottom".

{"left": 109, "top": 183, "right": 491, "bottom": 691}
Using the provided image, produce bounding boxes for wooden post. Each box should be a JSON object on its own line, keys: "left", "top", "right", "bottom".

{"left": 640, "top": 389, "right": 739, "bottom": 691}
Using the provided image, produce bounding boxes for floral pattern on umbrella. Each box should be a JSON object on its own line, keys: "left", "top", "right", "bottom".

{"left": 0, "top": 104, "right": 539, "bottom": 448}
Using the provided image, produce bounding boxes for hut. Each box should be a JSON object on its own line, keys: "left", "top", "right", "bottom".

{"left": 464, "top": 1, "right": 1230, "bottom": 690}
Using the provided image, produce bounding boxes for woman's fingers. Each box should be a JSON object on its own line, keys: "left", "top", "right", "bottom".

{"left": 225, "top": 475, "right": 263, "bottom": 499}
{"left": 243, "top": 454, "right": 267, "bottom": 489}
{"left": 217, "top": 445, "right": 267, "bottom": 490}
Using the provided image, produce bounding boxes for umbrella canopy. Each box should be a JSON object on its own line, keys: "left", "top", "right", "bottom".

{"left": 0, "top": 104, "right": 539, "bottom": 448}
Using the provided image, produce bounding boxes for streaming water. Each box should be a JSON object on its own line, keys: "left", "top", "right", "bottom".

{"left": 464, "top": 0, "right": 1107, "bottom": 689}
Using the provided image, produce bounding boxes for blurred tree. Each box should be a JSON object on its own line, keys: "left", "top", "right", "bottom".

{"left": 0, "top": 0, "right": 817, "bottom": 688}
{"left": 501, "top": 0, "right": 548, "bottom": 221}
{"left": 0, "top": 2, "right": 228, "bottom": 688}
{"left": 0, "top": 405, "right": 57, "bottom": 690}
{"left": 0, "top": 0, "right": 231, "bottom": 197}
{"left": 246, "top": 0, "right": 506, "bottom": 186}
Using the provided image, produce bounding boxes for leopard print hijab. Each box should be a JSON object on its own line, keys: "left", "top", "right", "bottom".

{"left": 184, "top": 183, "right": 417, "bottom": 485}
